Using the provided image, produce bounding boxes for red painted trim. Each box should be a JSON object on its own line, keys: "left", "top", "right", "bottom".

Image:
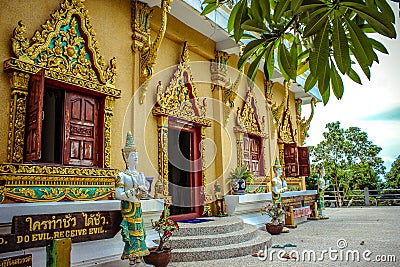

{"left": 168, "top": 117, "right": 203, "bottom": 220}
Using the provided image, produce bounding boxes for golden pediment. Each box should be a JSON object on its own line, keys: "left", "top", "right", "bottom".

{"left": 152, "top": 42, "right": 211, "bottom": 126}
{"left": 236, "top": 86, "right": 265, "bottom": 137}
{"left": 8, "top": 0, "right": 117, "bottom": 88}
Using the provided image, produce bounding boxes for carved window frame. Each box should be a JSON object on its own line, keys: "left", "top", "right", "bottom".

{"left": 234, "top": 87, "right": 267, "bottom": 177}
{"left": 0, "top": 0, "right": 120, "bottom": 203}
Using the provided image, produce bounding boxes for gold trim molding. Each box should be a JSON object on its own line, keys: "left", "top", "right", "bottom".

{"left": 0, "top": 164, "right": 118, "bottom": 203}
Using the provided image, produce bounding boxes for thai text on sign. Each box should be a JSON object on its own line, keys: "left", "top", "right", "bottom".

{"left": 0, "top": 254, "right": 32, "bottom": 267}
{"left": 0, "top": 211, "right": 121, "bottom": 253}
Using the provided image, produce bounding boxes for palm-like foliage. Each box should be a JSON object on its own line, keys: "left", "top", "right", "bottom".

{"left": 201, "top": 0, "right": 397, "bottom": 104}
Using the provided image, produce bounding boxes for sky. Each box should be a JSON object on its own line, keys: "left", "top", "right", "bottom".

{"left": 305, "top": 2, "right": 400, "bottom": 173}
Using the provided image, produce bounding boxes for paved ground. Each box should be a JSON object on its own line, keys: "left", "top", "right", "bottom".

{"left": 168, "top": 206, "right": 400, "bottom": 267}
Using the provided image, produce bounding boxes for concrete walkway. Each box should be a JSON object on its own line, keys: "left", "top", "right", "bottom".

{"left": 168, "top": 206, "right": 400, "bottom": 267}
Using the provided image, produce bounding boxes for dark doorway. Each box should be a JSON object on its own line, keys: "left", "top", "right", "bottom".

{"left": 168, "top": 122, "right": 202, "bottom": 220}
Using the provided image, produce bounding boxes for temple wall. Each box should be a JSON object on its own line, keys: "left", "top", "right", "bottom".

{"left": 0, "top": 0, "right": 306, "bottom": 201}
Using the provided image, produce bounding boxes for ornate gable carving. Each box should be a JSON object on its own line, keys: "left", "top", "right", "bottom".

{"left": 235, "top": 86, "right": 265, "bottom": 137}
{"left": 6, "top": 0, "right": 118, "bottom": 94}
{"left": 152, "top": 42, "right": 211, "bottom": 126}
{"left": 279, "top": 97, "right": 297, "bottom": 143}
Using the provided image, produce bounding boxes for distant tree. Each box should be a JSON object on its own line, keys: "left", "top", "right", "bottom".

{"left": 385, "top": 155, "right": 400, "bottom": 189}
{"left": 309, "top": 121, "right": 385, "bottom": 206}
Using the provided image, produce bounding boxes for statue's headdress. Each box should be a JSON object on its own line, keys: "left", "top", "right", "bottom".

{"left": 122, "top": 131, "right": 137, "bottom": 165}
{"left": 273, "top": 158, "right": 281, "bottom": 170}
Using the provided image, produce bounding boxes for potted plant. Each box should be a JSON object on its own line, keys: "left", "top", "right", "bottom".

{"left": 143, "top": 202, "right": 179, "bottom": 267}
{"left": 261, "top": 202, "right": 285, "bottom": 235}
{"left": 229, "top": 165, "right": 253, "bottom": 194}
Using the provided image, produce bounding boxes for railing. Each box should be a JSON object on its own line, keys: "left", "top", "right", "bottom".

{"left": 324, "top": 188, "right": 400, "bottom": 207}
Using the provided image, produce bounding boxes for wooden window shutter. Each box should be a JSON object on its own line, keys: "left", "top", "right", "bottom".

{"left": 64, "top": 91, "right": 98, "bottom": 167}
{"left": 284, "top": 143, "right": 298, "bottom": 177}
{"left": 298, "top": 146, "right": 311, "bottom": 176}
{"left": 250, "top": 138, "right": 260, "bottom": 176}
{"left": 25, "top": 69, "right": 45, "bottom": 161}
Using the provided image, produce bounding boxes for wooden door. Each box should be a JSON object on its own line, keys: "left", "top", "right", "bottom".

{"left": 284, "top": 143, "right": 298, "bottom": 177}
{"left": 64, "top": 91, "right": 98, "bottom": 166}
{"left": 298, "top": 146, "right": 310, "bottom": 176}
{"left": 25, "top": 70, "right": 45, "bottom": 161}
{"left": 168, "top": 120, "right": 203, "bottom": 221}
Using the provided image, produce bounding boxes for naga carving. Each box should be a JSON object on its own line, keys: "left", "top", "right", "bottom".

{"left": 269, "top": 80, "right": 289, "bottom": 129}
{"left": 132, "top": 0, "right": 172, "bottom": 104}
{"left": 296, "top": 98, "right": 317, "bottom": 145}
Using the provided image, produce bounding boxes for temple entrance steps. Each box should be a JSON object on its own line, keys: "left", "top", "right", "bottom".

{"left": 168, "top": 217, "right": 271, "bottom": 262}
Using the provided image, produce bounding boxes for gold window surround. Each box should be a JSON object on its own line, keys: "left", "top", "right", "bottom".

{"left": 1, "top": 0, "right": 120, "bottom": 203}
{"left": 234, "top": 86, "right": 269, "bottom": 190}
{"left": 152, "top": 42, "right": 211, "bottom": 199}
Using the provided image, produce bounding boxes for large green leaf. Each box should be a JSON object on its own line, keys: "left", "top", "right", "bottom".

{"left": 247, "top": 48, "right": 266, "bottom": 80}
{"left": 341, "top": 1, "right": 396, "bottom": 38}
{"left": 330, "top": 60, "right": 344, "bottom": 99}
{"left": 297, "top": 59, "right": 309, "bottom": 76}
{"left": 273, "top": 0, "right": 291, "bottom": 23}
{"left": 238, "top": 38, "right": 267, "bottom": 70}
{"left": 369, "top": 38, "right": 388, "bottom": 54}
{"left": 250, "top": 0, "right": 263, "bottom": 22}
{"left": 346, "top": 67, "right": 362, "bottom": 85}
{"left": 290, "top": 36, "right": 299, "bottom": 78}
{"left": 277, "top": 41, "right": 290, "bottom": 81}
{"left": 309, "top": 20, "right": 329, "bottom": 78}
{"left": 318, "top": 59, "right": 330, "bottom": 104}
{"left": 332, "top": 13, "right": 350, "bottom": 74}
{"left": 234, "top": 0, "right": 247, "bottom": 42}
{"left": 303, "top": 8, "right": 330, "bottom": 37}
{"left": 259, "top": 0, "right": 271, "bottom": 22}
{"left": 263, "top": 42, "right": 276, "bottom": 81}
{"left": 279, "top": 43, "right": 296, "bottom": 80}
{"left": 344, "top": 16, "right": 374, "bottom": 68}
{"left": 376, "top": 0, "right": 395, "bottom": 23}
{"left": 241, "top": 20, "right": 269, "bottom": 32}
{"left": 291, "top": 0, "right": 304, "bottom": 14}
{"left": 304, "top": 73, "right": 317, "bottom": 92}
{"left": 227, "top": 1, "right": 241, "bottom": 33}
{"left": 297, "top": 0, "right": 326, "bottom": 14}
{"left": 201, "top": 3, "right": 219, "bottom": 15}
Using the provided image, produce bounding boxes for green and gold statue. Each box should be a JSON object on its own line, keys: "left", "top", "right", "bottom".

{"left": 115, "top": 132, "right": 153, "bottom": 266}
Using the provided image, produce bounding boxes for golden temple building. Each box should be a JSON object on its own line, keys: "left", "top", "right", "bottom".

{"left": 0, "top": 0, "right": 320, "bottom": 265}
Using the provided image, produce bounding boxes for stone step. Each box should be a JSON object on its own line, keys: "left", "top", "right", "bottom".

{"left": 171, "top": 229, "right": 271, "bottom": 262}
{"left": 169, "top": 224, "right": 259, "bottom": 249}
{"left": 174, "top": 217, "right": 243, "bottom": 237}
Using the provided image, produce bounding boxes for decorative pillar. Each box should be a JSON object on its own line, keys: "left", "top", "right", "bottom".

{"left": 278, "top": 141, "right": 286, "bottom": 180}
{"left": 7, "top": 71, "right": 30, "bottom": 163}
{"left": 157, "top": 116, "right": 169, "bottom": 197}
{"left": 235, "top": 131, "right": 244, "bottom": 167}
{"left": 104, "top": 96, "right": 115, "bottom": 168}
